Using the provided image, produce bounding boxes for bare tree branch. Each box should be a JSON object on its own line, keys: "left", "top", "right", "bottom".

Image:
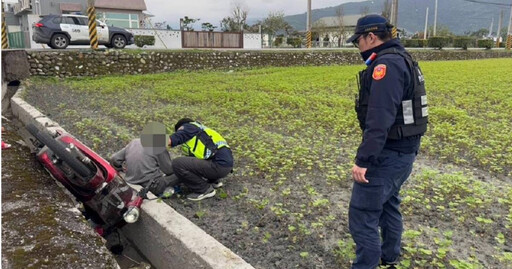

{"left": 221, "top": 0, "right": 250, "bottom": 32}
{"left": 336, "top": 7, "right": 346, "bottom": 45}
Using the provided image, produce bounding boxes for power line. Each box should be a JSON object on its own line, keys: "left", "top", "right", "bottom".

{"left": 459, "top": 0, "right": 511, "bottom": 7}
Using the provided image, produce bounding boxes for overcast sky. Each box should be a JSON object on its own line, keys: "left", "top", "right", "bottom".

{"left": 145, "top": 0, "right": 365, "bottom": 29}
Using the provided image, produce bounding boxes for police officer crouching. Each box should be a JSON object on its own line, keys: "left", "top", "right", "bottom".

{"left": 347, "top": 14, "right": 428, "bottom": 268}
{"left": 168, "top": 118, "right": 234, "bottom": 201}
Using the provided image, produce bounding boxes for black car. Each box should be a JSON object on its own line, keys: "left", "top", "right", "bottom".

{"left": 33, "top": 14, "right": 134, "bottom": 49}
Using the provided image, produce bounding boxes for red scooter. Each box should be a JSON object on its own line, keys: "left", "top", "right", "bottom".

{"left": 26, "top": 124, "right": 143, "bottom": 234}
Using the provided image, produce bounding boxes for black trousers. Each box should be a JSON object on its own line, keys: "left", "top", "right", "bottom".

{"left": 172, "top": 157, "right": 232, "bottom": 193}
{"left": 140, "top": 174, "right": 179, "bottom": 196}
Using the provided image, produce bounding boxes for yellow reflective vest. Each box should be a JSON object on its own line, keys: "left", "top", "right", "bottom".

{"left": 182, "top": 122, "right": 229, "bottom": 159}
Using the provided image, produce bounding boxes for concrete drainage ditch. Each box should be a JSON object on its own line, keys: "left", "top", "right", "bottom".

{"left": 4, "top": 84, "right": 254, "bottom": 269}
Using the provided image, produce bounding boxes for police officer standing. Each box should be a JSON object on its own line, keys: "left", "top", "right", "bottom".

{"left": 346, "top": 15, "right": 428, "bottom": 268}
{"left": 168, "top": 118, "right": 233, "bottom": 201}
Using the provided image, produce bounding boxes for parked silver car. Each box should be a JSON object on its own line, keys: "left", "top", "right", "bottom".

{"left": 33, "top": 14, "right": 134, "bottom": 49}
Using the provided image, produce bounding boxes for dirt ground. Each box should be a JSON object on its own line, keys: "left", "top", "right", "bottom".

{"left": 23, "top": 82, "right": 512, "bottom": 269}
{"left": 1, "top": 117, "right": 119, "bottom": 269}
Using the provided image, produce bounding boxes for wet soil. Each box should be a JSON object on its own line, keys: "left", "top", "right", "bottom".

{"left": 1, "top": 117, "right": 118, "bottom": 269}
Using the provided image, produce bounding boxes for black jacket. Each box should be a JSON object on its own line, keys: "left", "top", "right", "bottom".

{"left": 170, "top": 123, "right": 234, "bottom": 167}
{"left": 355, "top": 39, "right": 421, "bottom": 168}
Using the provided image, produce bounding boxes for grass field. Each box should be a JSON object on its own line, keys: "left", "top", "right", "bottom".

{"left": 25, "top": 58, "right": 512, "bottom": 268}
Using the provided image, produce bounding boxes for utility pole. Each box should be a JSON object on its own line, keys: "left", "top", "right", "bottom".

{"left": 87, "top": 0, "right": 98, "bottom": 49}
{"left": 35, "top": 0, "right": 41, "bottom": 15}
{"left": 507, "top": 0, "right": 512, "bottom": 50}
{"left": 488, "top": 17, "right": 494, "bottom": 37}
{"left": 390, "top": 0, "right": 398, "bottom": 38}
{"left": 497, "top": 9, "right": 504, "bottom": 47}
{"left": 259, "top": 24, "right": 262, "bottom": 48}
{"left": 424, "top": 7, "right": 429, "bottom": 40}
{"left": 306, "top": 0, "right": 312, "bottom": 48}
{"left": 1, "top": 0, "right": 8, "bottom": 49}
{"left": 390, "top": 0, "right": 397, "bottom": 24}
{"left": 393, "top": 0, "right": 398, "bottom": 25}
{"left": 433, "top": 0, "right": 438, "bottom": 36}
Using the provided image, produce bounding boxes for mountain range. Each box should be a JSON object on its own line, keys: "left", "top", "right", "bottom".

{"left": 283, "top": 0, "right": 511, "bottom": 35}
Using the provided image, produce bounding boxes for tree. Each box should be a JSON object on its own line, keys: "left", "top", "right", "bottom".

{"left": 153, "top": 21, "right": 167, "bottom": 29}
{"left": 312, "top": 20, "right": 328, "bottom": 45}
{"left": 181, "top": 16, "right": 199, "bottom": 31}
{"left": 381, "top": 0, "right": 391, "bottom": 20}
{"left": 201, "top": 22, "right": 217, "bottom": 32}
{"left": 499, "top": 26, "right": 508, "bottom": 41}
{"left": 220, "top": 1, "right": 249, "bottom": 32}
{"left": 283, "top": 23, "right": 294, "bottom": 35}
{"left": 428, "top": 24, "right": 453, "bottom": 37}
{"left": 335, "top": 6, "right": 347, "bottom": 46}
{"left": 245, "top": 23, "right": 261, "bottom": 33}
{"left": 260, "top": 11, "right": 293, "bottom": 47}
{"left": 466, "top": 28, "right": 489, "bottom": 38}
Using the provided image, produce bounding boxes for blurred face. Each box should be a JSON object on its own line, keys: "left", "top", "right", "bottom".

{"left": 140, "top": 121, "right": 169, "bottom": 155}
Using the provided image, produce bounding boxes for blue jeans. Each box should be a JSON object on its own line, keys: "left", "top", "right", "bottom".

{"left": 349, "top": 149, "right": 416, "bottom": 269}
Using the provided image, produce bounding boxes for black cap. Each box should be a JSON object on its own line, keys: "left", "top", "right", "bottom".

{"left": 346, "top": 14, "right": 392, "bottom": 43}
{"left": 174, "top": 118, "right": 194, "bottom": 131}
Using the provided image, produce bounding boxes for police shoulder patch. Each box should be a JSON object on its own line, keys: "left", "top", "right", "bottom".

{"left": 372, "top": 64, "right": 387, "bottom": 80}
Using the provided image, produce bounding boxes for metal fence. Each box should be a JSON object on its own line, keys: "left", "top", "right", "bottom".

{"left": 8, "top": 31, "right": 25, "bottom": 48}
{"left": 262, "top": 40, "right": 353, "bottom": 49}
{"left": 182, "top": 31, "right": 243, "bottom": 48}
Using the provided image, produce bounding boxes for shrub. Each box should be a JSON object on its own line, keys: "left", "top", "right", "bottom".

{"left": 403, "top": 39, "right": 417, "bottom": 47}
{"left": 453, "top": 37, "right": 476, "bottom": 50}
{"left": 477, "top": 39, "right": 494, "bottom": 50}
{"left": 134, "top": 35, "right": 155, "bottom": 48}
{"left": 403, "top": 39, "right": 427, "bottom": 48}
{"left": 274, "top": 36, "right": 283, "bottom": 47}
{"left": 428, "top": 37, "right": 451, "bottom": 49}
{"left": 287, "top": 37, "right": 302, "bottom": 48}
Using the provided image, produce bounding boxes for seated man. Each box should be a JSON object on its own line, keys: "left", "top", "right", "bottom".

{"left": 169, "top": 118, "right": 234, "bottom": 201}
{"left": 110, "top": 122, "right": 176, "bottom": 197}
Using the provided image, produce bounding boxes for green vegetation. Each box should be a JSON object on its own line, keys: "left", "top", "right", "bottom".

{"left": 403, "top": 39, "right": 427, "bottom": 48}
{"left": 134, "top": 35, "right": 156, "bottom": 48}
{"left": 50, "top": 58, "right": 512, "bottom": 177}
{"left": 422, "top": 59, "right": 512, "bottom": 176}
{"left": 26, "top": 58, "right": 512, "bottom": 268}
{"left": 477, "top": 39, "right": 494, "bottom": 50}
{"left": 398, "top": 169, "right": 511, "bottom": 268}
{"left": 453, "top": 37, "right": 476, "bottom": 50}
{"left": 428, "top": 36, "right": 452, "bottom": 49}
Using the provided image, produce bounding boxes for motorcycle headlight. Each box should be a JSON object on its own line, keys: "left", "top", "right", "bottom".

{"left": 123, "top": 207, "right": 140, "bottom": 223}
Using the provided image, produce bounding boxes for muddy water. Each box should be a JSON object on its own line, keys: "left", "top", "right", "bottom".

{"left": 1, "top": 119, "right": 119, "bottom": 269}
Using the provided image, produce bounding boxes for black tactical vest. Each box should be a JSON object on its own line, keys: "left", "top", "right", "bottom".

{"left": 355, "top": 48, "right": 428, "bottom": 140}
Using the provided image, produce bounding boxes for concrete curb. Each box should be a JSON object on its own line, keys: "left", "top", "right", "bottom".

{"left": 10, "top": 87, "right": 255, "bottom": 269}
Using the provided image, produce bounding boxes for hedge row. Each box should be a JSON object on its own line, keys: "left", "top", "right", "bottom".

{"left": 134, "top": 35, "right": 156, "bottom": 48}
{"left": 403, "top": 39, "right": 428, "bottom": 48}
{"left": 403, "top": 37, "right": 500, "bottom": 50}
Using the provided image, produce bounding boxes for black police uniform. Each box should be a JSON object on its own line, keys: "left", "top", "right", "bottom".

{"left": 170, "top": 123, "right": 233, "bottom": 194}
{"left": 348, "top": 38, "right": 427, "bottom": 268}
